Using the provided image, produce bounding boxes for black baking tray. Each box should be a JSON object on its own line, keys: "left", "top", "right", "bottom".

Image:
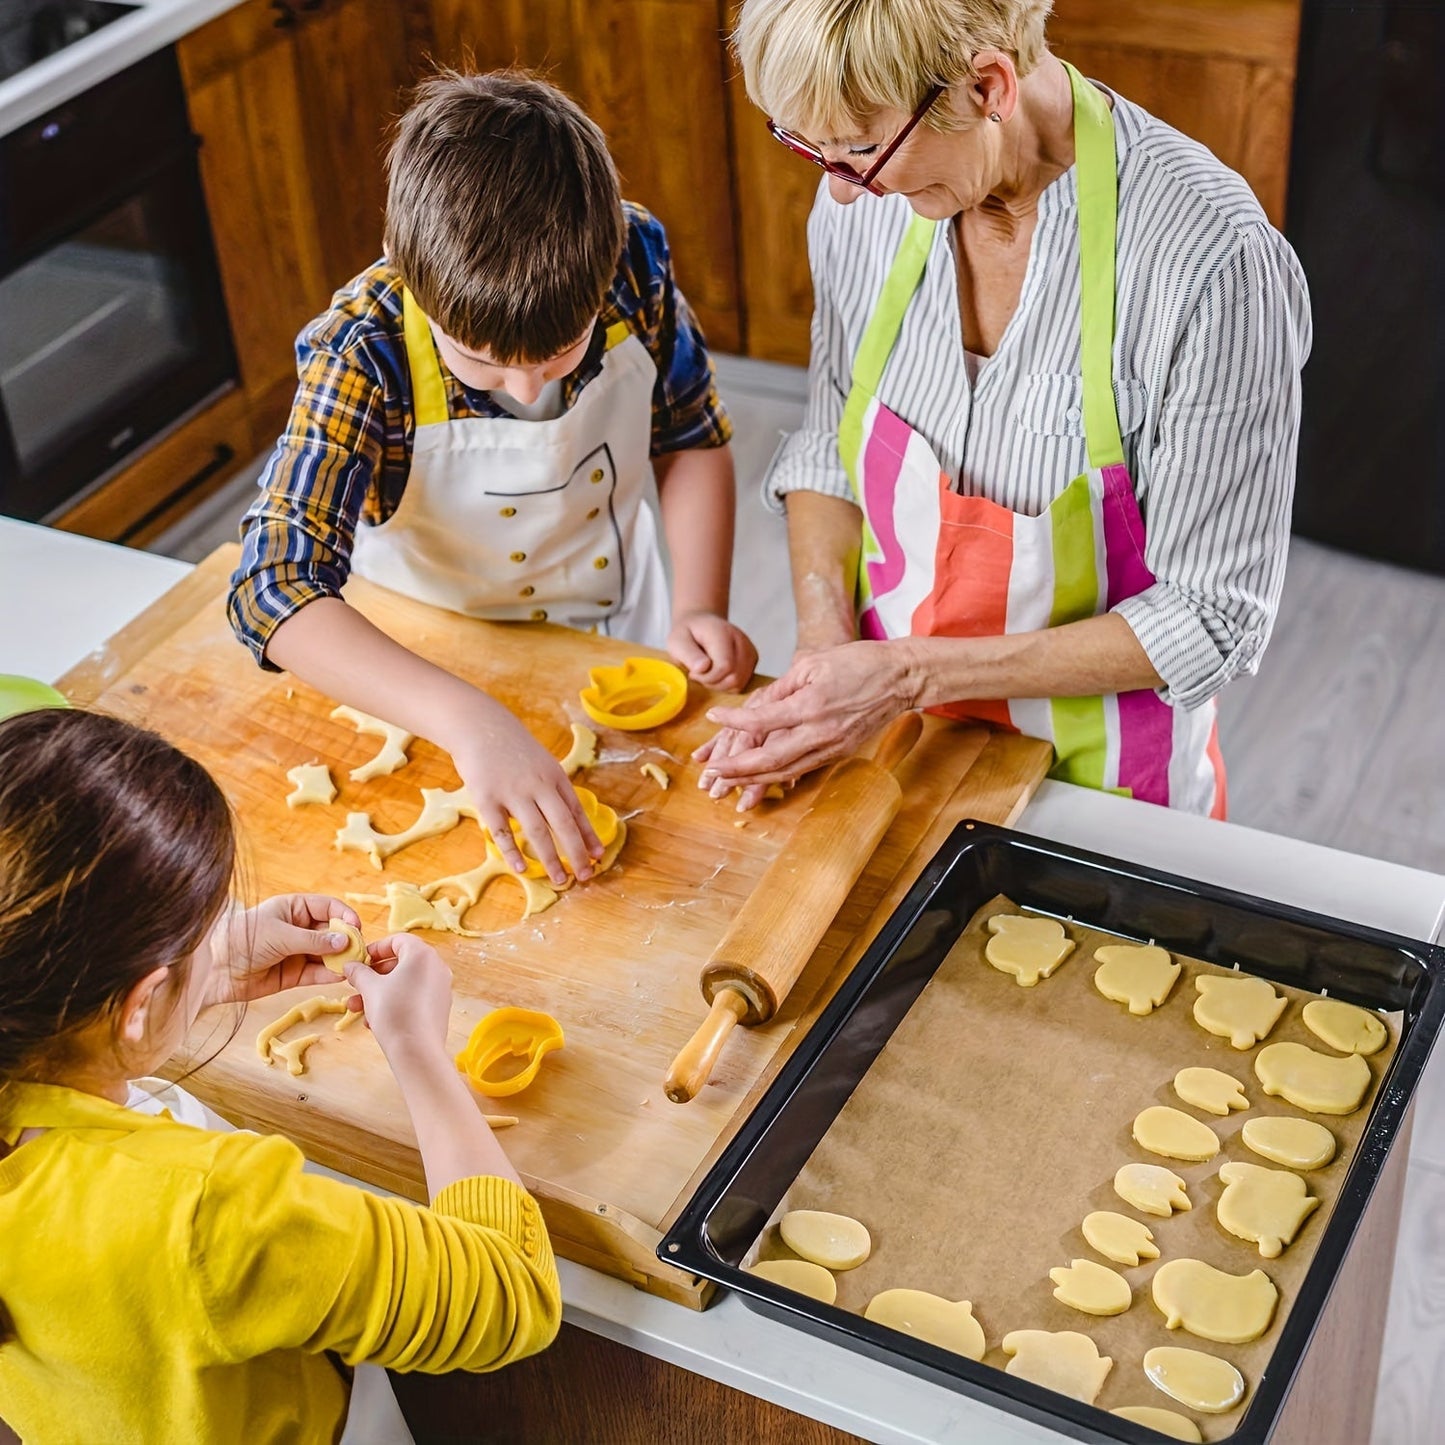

{"left": 659, "top": 821, "right": 1445, "bottom": 1444}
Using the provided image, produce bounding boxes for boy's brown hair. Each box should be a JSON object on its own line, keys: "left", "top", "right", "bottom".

{"left": 385, "top": 69, "right": 625, "bottom": 365}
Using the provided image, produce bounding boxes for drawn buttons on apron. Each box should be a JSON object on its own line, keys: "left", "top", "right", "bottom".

{"left": 520, "top": 585, "right": 535, "bottom": 597}
{"left": 500, "top": 506, "right": 517, "bottom": 517}
{"left": 531, "top": 609, "right": 548, "bottom": 621}
{"left": 586, "top": 508, "right": 600, "bottom": 520}
{"left": 594, "top": 557, "right": 609, "bottom": 569}
{"left": 510, "top": 551, "right": 527, "bottom": 563}
{"left": 590, "top": 469, "right": 605, "bottom": 483}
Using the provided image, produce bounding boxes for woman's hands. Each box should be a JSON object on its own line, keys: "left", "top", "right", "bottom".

{"left": 205, "top": 895, "right": 359, "bottom": 1007}
{"left": 667, "top": 610, "right": 758, "bottom": 691}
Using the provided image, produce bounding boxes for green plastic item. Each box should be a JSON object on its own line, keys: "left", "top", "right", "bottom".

{"left": 0, "top": 675, "right": 71, "bottom": 721}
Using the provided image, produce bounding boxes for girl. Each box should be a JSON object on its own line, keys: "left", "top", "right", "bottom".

{"left": 0, "top": 708, "right": 561, "bottom": 1443}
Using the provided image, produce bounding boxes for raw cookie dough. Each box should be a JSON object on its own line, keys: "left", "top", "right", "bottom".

{"left": 1302, "top": 998, "right": 1388, "bottom": 1056}
{"left": 1110, "top": 1406, "right": 1203, "bottom": 1441}
{"left": 1241, "top": 1115, "right": 1337, "bottom": 1171}
{"left": 560, "top": 723, "right": 598, "bottom": 776}
{"left": 985, "top": 914, "right": 1075, "bottom": 986}
{"left": 746, "top": 1259, "right": 837, "bottom": 1304}
{"left": 1254, "top": 1040, "right": 1372, "bottom": 1115}
{"left": 1133, "top": 1106, "right": 1221, "bottom": 1162}
{"left": 1114, "top": 1163, "right": 1191, "bottom": 1217}
{"left": 1001, "top": 1330, "right": 1113, "bottom": 1405}
{"left": 256, "top": 994, "right": 350, "bottom": 1066}
{"left": 270, "top": 1033, "right": 321, "bottom": 1077}
{"left": 1143, "top": 1346, "right": 1246, "bottom": 1414}
{"left": 285, "top": 761, "right": 336, "bottom": 808}
{"left": 640, "top": 761, "right": 670, "bottom": 789}
{"left": 1093, "top": 944, "right": 1181, "bottom": 1015}
{"left": 779, "top": 1210, "right": 871, "bottom": 1271}
{"left": 1049, "top": 1259, "right": 1132, "bottom": 1316}
{"left": 335, "top": 786, "right": 478, "bottom": 869}
{"left": 1082, "top": 1211, "right": 1159, "bottom": 1267}
{"left": 1193, "top": 974, "right": 1287, "bottom": 1050}
{"left": 1216, "top": 1161, "right": 1320, "bottom": 1257}
{"left": 325, "top": 918, "right": 367, "bottom": 973}
{"left": 1173, "top": 1066, "right": 1249, "bottom": 1117}
{"left": 330, "top": 705, "right": 414, "bottom": 782}
{"left": 863, "top": 1291, "right": 985, "bottom": 1360}
{"left": 347, "top": 881, "right": 489, "bottom": 937}
{"left": 1151, "top": 1258, "right": 1279, "bottom": 1343}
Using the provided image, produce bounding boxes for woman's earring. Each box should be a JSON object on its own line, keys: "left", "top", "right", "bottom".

{"left": 989, "top": 112, "right": 1003, "bottom": 124}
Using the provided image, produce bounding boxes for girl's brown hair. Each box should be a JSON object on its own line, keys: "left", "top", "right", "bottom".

{"left": 0, "top": 709, "right": 236, "bottom": 1086}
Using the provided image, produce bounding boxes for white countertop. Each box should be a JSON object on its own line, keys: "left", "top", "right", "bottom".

{"left": 4, "top": 513, "right": 1443, "bottom": 1444}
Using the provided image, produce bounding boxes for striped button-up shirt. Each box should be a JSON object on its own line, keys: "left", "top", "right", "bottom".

{"left": 228, "top": 203, "right": 730, "bottom": 665}
{"left": 767, "top": 87, "right": 1312, "bottom": 710}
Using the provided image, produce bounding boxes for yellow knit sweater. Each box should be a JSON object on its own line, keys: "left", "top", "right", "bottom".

{"left": 0, "top": 1083, "right": 561, "bottom": 1443}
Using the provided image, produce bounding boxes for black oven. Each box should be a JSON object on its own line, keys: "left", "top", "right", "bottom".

{"left": 0, "top": 43, "right": 237, "bottom": 522}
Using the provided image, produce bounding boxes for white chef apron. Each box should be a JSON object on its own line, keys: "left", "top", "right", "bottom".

{"left": 350, "top": 292, "right": 671, "bottom": 646}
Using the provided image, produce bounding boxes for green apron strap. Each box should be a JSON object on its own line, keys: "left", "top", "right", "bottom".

{"left": 401, "top": 286, "right": 451, "bottom": 429}
{"left": 1063, "top": 61, "right": 1125, "bottom": 471}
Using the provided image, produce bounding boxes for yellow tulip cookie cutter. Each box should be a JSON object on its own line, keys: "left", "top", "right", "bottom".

{"left": 456, "top": 1007, "right": 565, "bottom": 1096}
{"left": 579, "top": 657, "right": 688, "bottom": 731}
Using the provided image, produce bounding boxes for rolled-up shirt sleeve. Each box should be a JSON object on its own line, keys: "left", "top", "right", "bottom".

{"left": 1115, "top": 222, "right": 1312, "bottom": 709}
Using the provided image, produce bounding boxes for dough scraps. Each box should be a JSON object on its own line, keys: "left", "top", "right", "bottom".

{"left": 1001, "top": 1330, "right": 1113, "bottom": 1405}
{"left": 560, "top": 722, "right": 599, "bottom": 776}
{"left": 1109, "top": 1406, "right": 1203, "bottom": 1441}
{"left": 285, "top": 760, "right": 336, "bottom": 808}
{"left": 1049, "top": 1258, "right": 1132, "bottom": 1316}
{"left": 256, "top": 994, "right": 351, "bottom": 1067}
{"left": 1192, "top": 974, "right": 1287, "bottom": 1050}
{"left": 746, "top": 1259, "right": 837, "bottom": 1304}
{"left": 1254, "top": 1040, "right": 1372, "bottom": 1115}
{"left": 330, "top": 704, "right": 415, "bottom": 782}
{"left": 1132, "top": 1106, "right": 1221, "bottom": 1162}
{"left": 1216, "top": 1161, "right": 1320, "bottom": 1258}
{"left": 1114, "top": 1163, "right": 1191, "bottom": 1217}
{"left": 1093, "top": 944, "right": 1181, "bottom": 1016}
{"left": 347, "top": 881, "right": 489, "bottom": 937}
{"left": 325, "top": 918, "right": 367, "bottom": 973}
{"left": 1143, "top": 1346, "right": 1245, "bottom": 1414}
{"left": 863, "top": 1291, "right": 985, "bottom": 1360}
{"left": 640, "top": 761, "right": 670, "bottom": 789}
{"left": 270, "top": 1032, "right": 321, "bottom": 1077}
{"left": 779, "top": 1210, "right": 871, "bottom": 1271}
{"left": 984, "top": 914, "right": 1075, "bottom": 987}
{"left": 1151, "top": 1258, "right": 1279, "bottom": 1343}
{"left": 1240, "top": 1115, "right": 1337, "bottom": 1171}
{"left": 1081, "top": 1211, "right": 1159, "bottom": 1267}
{"left": 1302, "top": 998, "right": 1388, "bottom": 1056}
{"left": 1173, "top": 1066, "right": 1249, "bottom": 1117}
{"left": 335, "top": 786, "right": 478, "bottom": 869}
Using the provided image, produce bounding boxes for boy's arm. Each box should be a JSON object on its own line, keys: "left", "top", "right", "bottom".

{"left": 654, "top": 444, "right": 757, "bottom": 690}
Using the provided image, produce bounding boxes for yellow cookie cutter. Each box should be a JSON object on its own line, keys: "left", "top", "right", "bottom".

{"left": 580, "top": 657, "right": 688, "bottom": 731}
{"left": 456, "top": 1007, "right": 565, "bottom": 1097}
{"left": 493, "top": 786, "right": 619, "bottom": 880}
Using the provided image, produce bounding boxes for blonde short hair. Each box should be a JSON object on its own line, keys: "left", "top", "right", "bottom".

{"left": 734, "top": 0, "right": 1053, "bottom": 136}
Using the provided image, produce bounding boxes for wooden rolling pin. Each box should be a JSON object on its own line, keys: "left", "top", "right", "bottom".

{"left": 664, "top": 711, "right": 924, "bottom": 1103}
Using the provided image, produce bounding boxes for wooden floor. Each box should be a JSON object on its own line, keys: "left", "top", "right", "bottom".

{"left": 149, "top": 354, "right": 1445, "bottom": 1443}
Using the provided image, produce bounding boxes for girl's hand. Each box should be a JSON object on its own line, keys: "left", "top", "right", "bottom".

{"left": 206, "top": 895, "right": 359, "bottom": 1007}
{"left": 667, "top": 611, "right": 759, "bottom": 691}
{"left": 453, "top": 700, "right": 603, "bottom": 887}
{"left": 342, "top": 934, "right": 454, "bottom": 1066}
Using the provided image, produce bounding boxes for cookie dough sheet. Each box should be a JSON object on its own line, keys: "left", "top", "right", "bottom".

{"left": 746, "top": 895, "right": 1401, "bottom": 1439}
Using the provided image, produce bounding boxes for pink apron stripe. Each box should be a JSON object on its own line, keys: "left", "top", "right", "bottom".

{"left": 1099, "top": 463, "right": 1155, "bottom": 607}
{"left": 860, "top": 406, "right": 916, "bottom": 601}
{"left": 1115, "top": 688, "right": 1174, "bottom": 807}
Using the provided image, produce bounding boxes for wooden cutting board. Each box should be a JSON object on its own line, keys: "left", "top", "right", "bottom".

{"left": 59, "top": 545, "right": 1051, "bottom": 1305}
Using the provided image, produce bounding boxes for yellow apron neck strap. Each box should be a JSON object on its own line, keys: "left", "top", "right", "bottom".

{"left": 401, "top": 286, "right": 451, "bottom": 428}
{"left": 603, "top": 319, "right": 631, "bottom": 351}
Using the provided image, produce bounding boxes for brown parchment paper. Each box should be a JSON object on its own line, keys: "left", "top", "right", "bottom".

{"left": 745, "top": 895, "right": 1402, "bottom": 1440}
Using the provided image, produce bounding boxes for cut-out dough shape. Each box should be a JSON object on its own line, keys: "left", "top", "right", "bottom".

{"left": 348, "top": 881, "right": 490, "bottom": 937}
{"left": 779, "top": 1211, "right": 871, "bottom": 1271}
{"left": 1002, "top": 1330, "right": 1113, "bottom": 1405}
{"left": 863, "top": 1291, "right": 985, "bottom": 1360}
{"left": 270, "top": 1032, "right": 321, "bottom": 1076}
{"left": 1216, "top": 1161, "right": 1320, "bottom": 1258}
{"left": 984, "top": 914, "right": 1074, "bottom": 986}
{"left": 330, "top": 705, "right": 415, "bottom": 782}
{"left": 1151, "top": 1258, "right": 1279, "bottom": 1343}
{"left": 1093, "top": 944, "right": 1181, "bottom": 1015}
{"left": 1173, "top": 1066, "right": 1249, "bottom": 1117}
{"left": 640, "top": 761, "right": 670, "bottom": 789}
{"left": 1193, "top": 974, "right": 1287, "bottom": 1050}
{"left": 1081, "top": 1211, "right": 1159, "bottom": 1267}
{"left": 746, "top": 1259, "right": 836, "bottom": 1304}
{"left": 256, "top": 994, "right": 350, "bottom": 1067}
{"left": 559, "top": 723, "right": 598, "bottom": 776}
{"left": 1302, "top": 998, "right": 1388, "bottom": 1056}
{"left": 285, "top": 761, "right": 336, "bottom": 808}
{"left": 1254, "top": 1041, "right": 1372, "bottom": 1115}
{"left": 1109, "top": 1406, "right": 1202, "bottom": 1441}
{"left": 1049, "top": 1259, "right": 1132, "bottom": 1316}
{"left": 325, "top": 918, "right": 367, "bottom": 973}
{"left": 1143, "top": 1346, "right": 1245, "bottom": 1414}
{"left": 1133, "top": 1106, "right": 1221, "bottom": 1162}
{"left": 1240, "top": 1115, "right": 1337, "bottom": 1171}
{"left": 335, "top": 786, "right": 478, "bottom": 869}
{"left": 1114, "top": 1163, "right": 1191, "bottom": 1217}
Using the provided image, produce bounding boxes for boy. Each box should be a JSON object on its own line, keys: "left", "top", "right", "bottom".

{"left": 227, "top": 70, "right": 756, "bottom": 885}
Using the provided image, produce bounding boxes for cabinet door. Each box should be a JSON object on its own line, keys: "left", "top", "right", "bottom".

{"left": 428, "top": 0, "right": 743, "bottom": 353}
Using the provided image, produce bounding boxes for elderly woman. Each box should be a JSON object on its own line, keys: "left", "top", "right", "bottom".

{"left": 699, "top": 0, "right": 1310, "bottom": 815}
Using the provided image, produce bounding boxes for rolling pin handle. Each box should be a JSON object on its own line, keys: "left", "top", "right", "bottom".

{"left": 872, "top": 711, "right": 924, "bottom": 776}
{"left": 664, "top": 989, "right": 752, "bottom": 1104}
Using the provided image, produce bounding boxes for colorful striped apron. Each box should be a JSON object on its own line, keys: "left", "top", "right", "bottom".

{"left": 839, "top": 63, "right": 1225, "bottom": 816}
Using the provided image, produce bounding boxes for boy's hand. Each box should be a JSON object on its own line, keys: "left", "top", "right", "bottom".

{"left": 206, "top": 895, "right": 360, "bottom": 1006}
{"left": 667, "top": 611, "right": 758, "bottom": 691}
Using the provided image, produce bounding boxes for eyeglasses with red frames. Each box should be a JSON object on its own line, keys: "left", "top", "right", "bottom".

{"left": 767, "top": 84, "right": 945, "bottom": 195}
